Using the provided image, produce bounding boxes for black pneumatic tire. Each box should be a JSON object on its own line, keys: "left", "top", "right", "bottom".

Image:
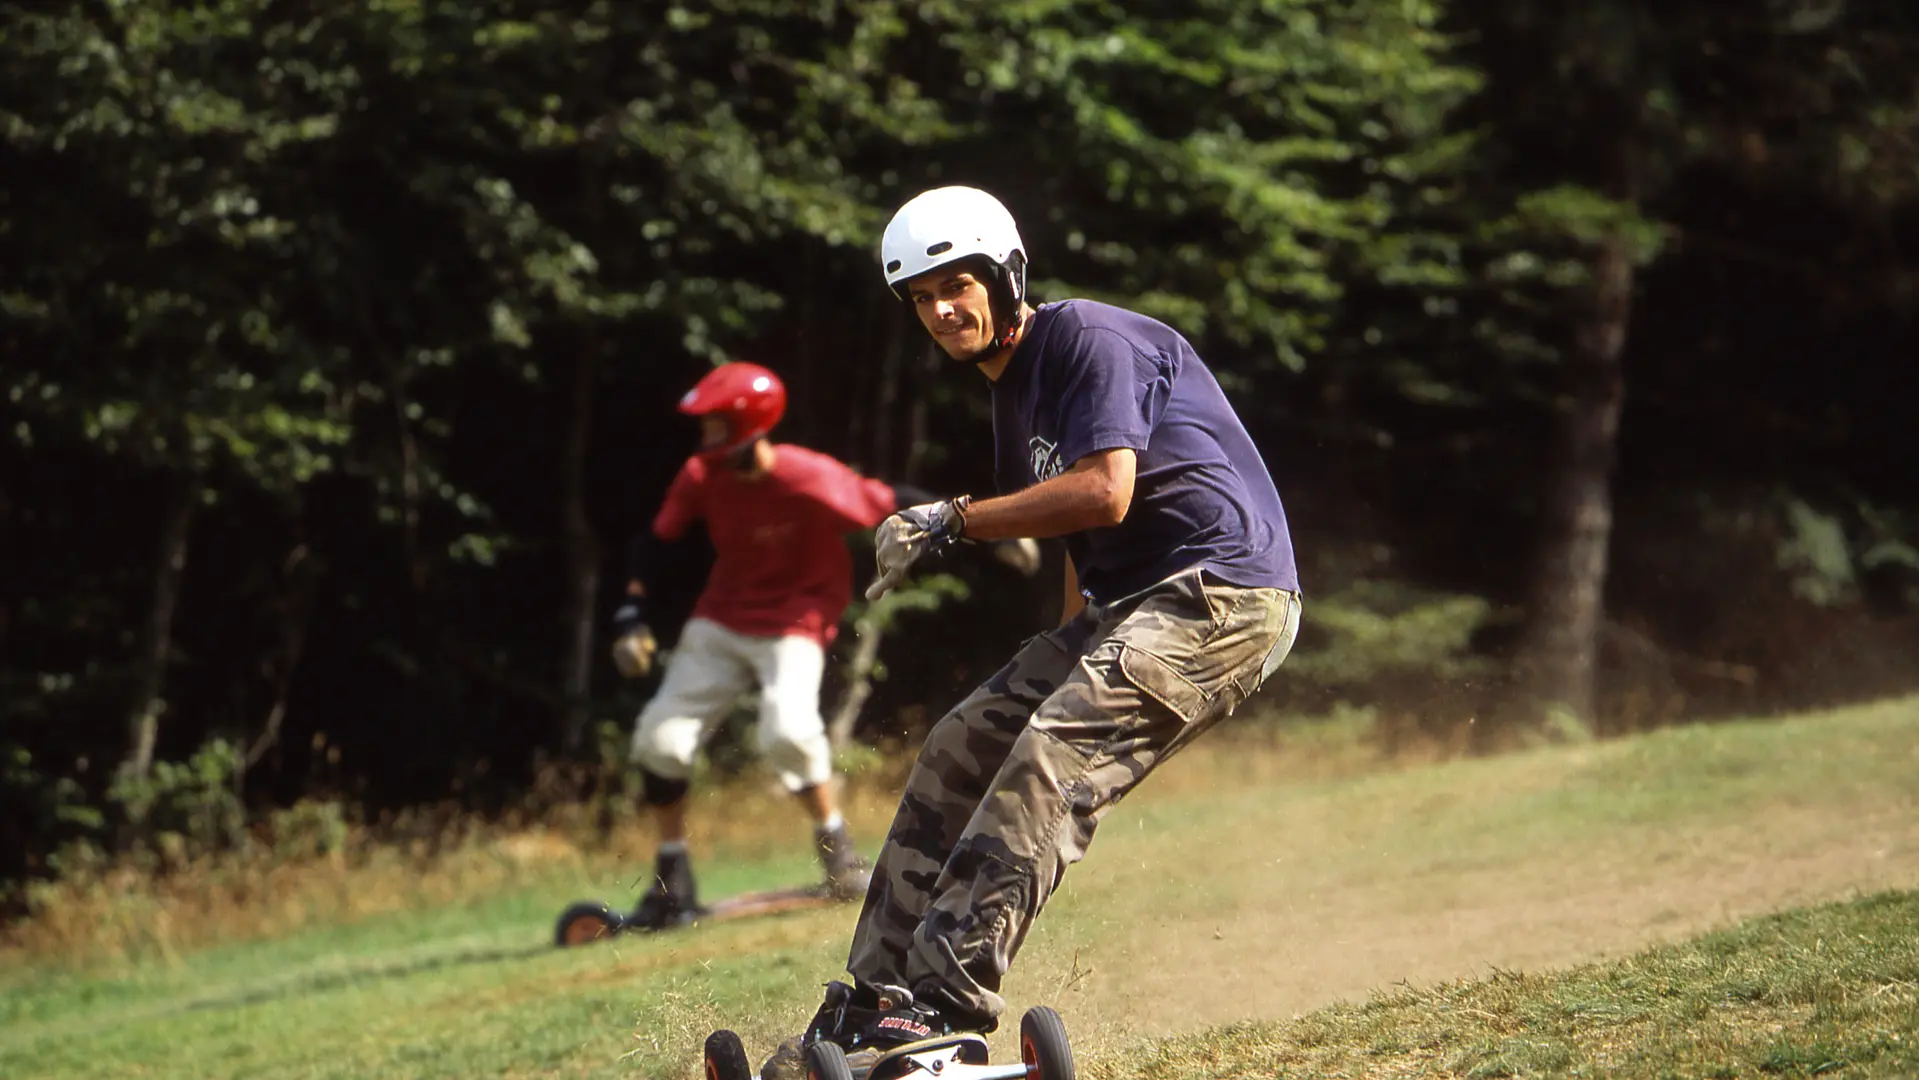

{"left": 703, "top": 1030, "right": 752, "bottom": 1080}
{"left": 553, "top": 901, "right": 622, "bottom": 947}
{"left": 1020, "top": 1006, "right": 1075, "bottom": 1080}
{"left": 803, "top": 1040, "right": 856, "bottom": 1080}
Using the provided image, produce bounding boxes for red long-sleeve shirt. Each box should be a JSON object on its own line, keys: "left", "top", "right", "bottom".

{"left": 653, "top": 445, "right": 896, "bottom": 647}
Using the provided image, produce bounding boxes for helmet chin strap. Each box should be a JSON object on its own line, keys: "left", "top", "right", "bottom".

{"left": 997, "top": 305, "right": 1028, "bottom": 350}
{"left": 972, "top": 307, "right": 1027, "bottom": 365}
{"left": 976, "top": 253, "right": 1028, "bottom": 360}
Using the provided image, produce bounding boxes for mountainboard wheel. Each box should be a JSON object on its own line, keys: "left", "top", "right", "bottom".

{"left": 703, "top": 1029, "right": 752, "bottom": 1080}
{"left": 553, "top": 900, "right": 622, "bottom": 947}
{"left": 803, "top": 1040, "right": 855, "bottom": 1080}
{"left": 1020, "top": 1006, "right": 1074, "bottom": 1080}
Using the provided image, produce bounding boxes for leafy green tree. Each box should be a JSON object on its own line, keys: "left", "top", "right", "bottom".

{"left": 3, "top": 3, "right": 356, "bottom": 790}
{"left": 1438, "top": 0, "right": 1918, "bottom": 730}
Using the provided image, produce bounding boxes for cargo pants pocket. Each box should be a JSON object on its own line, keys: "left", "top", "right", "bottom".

{"left": 1116, "top": 644, "right": 1207, "bottom": 725}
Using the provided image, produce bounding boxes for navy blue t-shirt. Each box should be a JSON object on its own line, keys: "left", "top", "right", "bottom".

{"left": 990, "top": 300, "right": 1298, "bottom": 603}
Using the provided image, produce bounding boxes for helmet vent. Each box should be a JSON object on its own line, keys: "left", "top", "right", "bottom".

{"left": 924, "top": 241, "right": 952, "bottom": 256}
{"left": 885, "top": 259, "right": 902, "bottom": 273}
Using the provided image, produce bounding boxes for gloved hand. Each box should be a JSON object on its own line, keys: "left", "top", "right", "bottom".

{"left": 990, "top": 537, "right": 1042, "bottom": 577}
{"left": 611, "top": 599, "right": 646, "bottom": 637}
{"left": 610, "top": 599, "right": 658, "bottom": 679}
{"left": 866, "top": 498, "right": 968, "bottom": 602}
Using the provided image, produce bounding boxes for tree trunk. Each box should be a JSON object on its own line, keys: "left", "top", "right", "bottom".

{"left": 558, "top": 143, "right": 607, "bottom": 756}
{"left": 826, "top": 613, "right": 884, "bottom": 752}
{"left": 902, "top": 341, "right": 937, "bottom": 481}
{"left": 825, "top": 312, "right": 918, "bottom": 749}
{"left": 242, "top": 543, "right": 315, "bottom": 787}
{"left": 871, "top": 307, "right": 904, "bottom": 472}
{"left": 123, "top": 472, "right": 198, "bottom": 785}
{"left": 558, "top": 331, "right": 602, "bottom": 755}
{"left": 382, "top": 362, "right": 428, "bottom": 595}
{"left": 1516, "top": 222, "right": 1635, "bottom": 730}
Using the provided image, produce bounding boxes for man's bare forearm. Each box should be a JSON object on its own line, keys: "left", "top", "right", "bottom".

{"left": 959, "top": 449, "right": 1135, "bottom": 541}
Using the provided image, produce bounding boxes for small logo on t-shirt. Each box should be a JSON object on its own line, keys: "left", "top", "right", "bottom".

{"left": 1028, "top": 436, "right": 1063, "bottom": 481}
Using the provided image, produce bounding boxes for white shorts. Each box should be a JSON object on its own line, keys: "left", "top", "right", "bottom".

{"left": 629, "top": 617, "right": 833, "bottom": 792}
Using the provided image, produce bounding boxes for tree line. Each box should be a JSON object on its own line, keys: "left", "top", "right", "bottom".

{"left": 3, "top": 1, "right": 1915, "bottom": 896}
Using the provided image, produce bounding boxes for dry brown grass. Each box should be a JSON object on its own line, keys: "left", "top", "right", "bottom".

{"left": 0, "top": 714, "right": 1402, "bottom": 968}
{"left": 0, "top": 761, "right": 911, "bottom": 967}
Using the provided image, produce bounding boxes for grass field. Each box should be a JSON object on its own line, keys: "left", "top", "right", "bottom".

{"left": 3, "top": 695, "right": 1916, "bottom": 1079}
{"left": 1096, "top": 890, "right": 1919, "bottom": 1079}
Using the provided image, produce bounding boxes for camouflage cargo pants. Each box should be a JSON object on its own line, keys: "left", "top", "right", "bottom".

{"left": 843, "top": 569, "right": 1302, "bottom": 1022}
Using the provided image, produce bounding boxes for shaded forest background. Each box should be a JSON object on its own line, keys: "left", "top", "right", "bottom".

{"left": 3, "top": 1, "right": 1916, "bottom": 907}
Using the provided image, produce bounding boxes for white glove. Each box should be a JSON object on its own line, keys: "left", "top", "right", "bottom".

{"left": 991, "top": 537, "right": 1042, "bottom": 577}
{"left": 866, "top": 498, "right": 968, "bottom": 601}
{"left": 610, "top": 626, "right": 658, "bottom": 678}
{"left": 608, "top": 599, "right": 657, "bottom": 678}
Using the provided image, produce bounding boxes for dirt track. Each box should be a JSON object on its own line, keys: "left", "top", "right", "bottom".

{"left": 990, "top": 740, "right": 1919, "bottom": 1056}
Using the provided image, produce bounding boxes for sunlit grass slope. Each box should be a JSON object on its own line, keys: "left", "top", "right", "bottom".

{"left": 1, "top": 695, "right": 1913, "bottom": 1080}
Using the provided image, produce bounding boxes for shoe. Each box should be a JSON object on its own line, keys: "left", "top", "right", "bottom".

{"left": 815, "top": 821, "right": 871, "bottom": 902}
{"left": 759, "top": 981, "right": 987, "bottom": 1080}
{"left": 625, "top": 847, "right": 698, "bottom": 930}
{"left": 760, "top": 980, "right": 854, "bottom": 1080}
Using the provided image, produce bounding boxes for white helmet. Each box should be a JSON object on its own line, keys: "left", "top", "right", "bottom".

{"left": 880, "top": 187, "right": 1029, "bottom": 337}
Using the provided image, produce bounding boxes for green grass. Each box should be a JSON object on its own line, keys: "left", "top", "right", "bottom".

{"left": 0, "top": 851, "right": 854, "bottom": 1080}
{"left": 1095, "top": 889, "right": 1919, "bottom": 1079}
{"left": 2, "top": 695, "right": 1916, "bottom": 1080}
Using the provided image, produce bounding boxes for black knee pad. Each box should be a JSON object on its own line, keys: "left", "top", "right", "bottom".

{"left": 639, "top": 768, "right": 689, "bottom": 808}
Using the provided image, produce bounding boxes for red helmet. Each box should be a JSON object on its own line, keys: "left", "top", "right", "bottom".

{"left": 677, "top": 362, "right": 787, "bottom": 458}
